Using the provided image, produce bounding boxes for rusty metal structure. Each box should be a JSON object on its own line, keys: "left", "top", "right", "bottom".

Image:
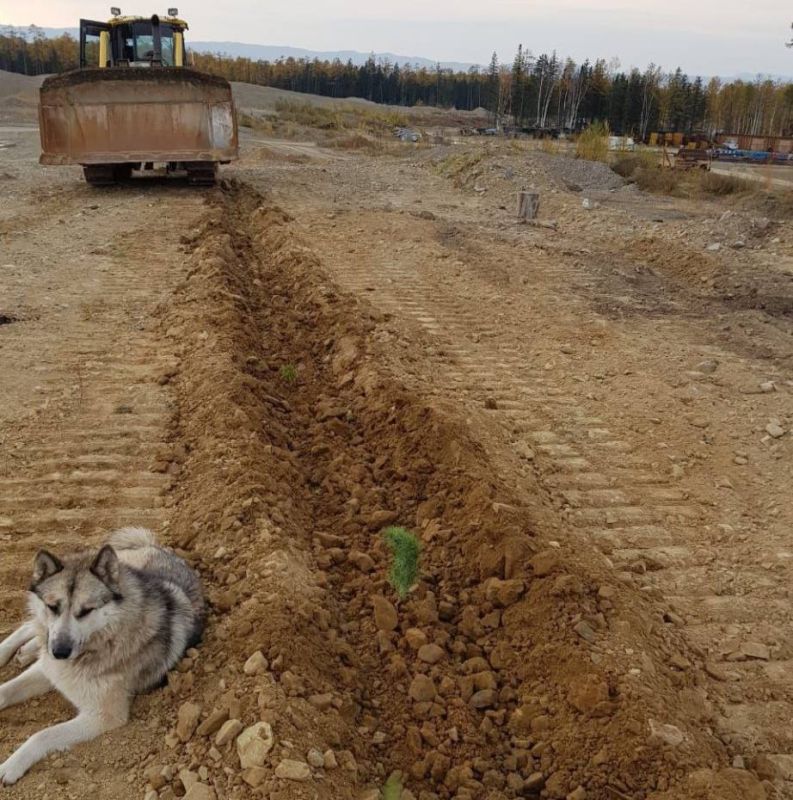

{"left": 38, "top": 10, "right": 238, "bottom": 185}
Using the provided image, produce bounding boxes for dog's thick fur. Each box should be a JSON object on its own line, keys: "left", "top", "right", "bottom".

{"left": 0, "top": 528, "right": 204, "bottom": 785}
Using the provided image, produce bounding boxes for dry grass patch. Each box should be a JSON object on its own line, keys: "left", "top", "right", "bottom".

{"left": 433, "top": 151, "right": 485, "bottom": 182}
{"left": 576, "top": 121, "right": 610, "bottom": 162}
{"left": 326, "top": 133, "right": 390, "bottom": 154}
{"left": 612, "top": 152, "right": 770, "bottom": 202}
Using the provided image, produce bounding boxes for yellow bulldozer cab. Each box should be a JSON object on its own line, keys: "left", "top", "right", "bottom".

{"left": 80, "top": 15, "right": 189, "bottom": 69}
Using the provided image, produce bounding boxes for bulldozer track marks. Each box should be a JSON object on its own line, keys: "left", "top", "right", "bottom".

{"left": 0, "top": 196, "right": 192, "bottom": 628}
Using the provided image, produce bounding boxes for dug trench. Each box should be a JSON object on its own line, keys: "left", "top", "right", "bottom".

{"left": 142, "top": 181, "right": 766, "bottom": 800}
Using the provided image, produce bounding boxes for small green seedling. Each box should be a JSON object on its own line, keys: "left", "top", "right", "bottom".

{"left": 382, "top": 771, "right": 404, "bottom": 800}
{"left": 384, "top": 526, "right": 421, "bottom": 600}
{"left": 279, "top": 363, "right": 297, "bottom": 384}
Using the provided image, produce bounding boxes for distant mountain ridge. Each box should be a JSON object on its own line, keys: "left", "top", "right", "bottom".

{"left": 189, "top": 41, "right": 478, "bottom": 71}
{"left": 0, "top": 25, "right": 479, "bottom": 71}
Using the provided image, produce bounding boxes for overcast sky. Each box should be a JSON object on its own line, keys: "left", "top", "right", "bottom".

{"left": 2, "top": 0, "right": 792, "bottom": 77}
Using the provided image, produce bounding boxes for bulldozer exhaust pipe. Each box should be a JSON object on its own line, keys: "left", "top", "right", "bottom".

{"left": 151, "top": 15, "right": 162, "bottom": 64}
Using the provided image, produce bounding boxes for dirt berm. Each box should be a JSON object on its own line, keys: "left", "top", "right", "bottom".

{"left": 145, "top": 182, "right": 762, "bottom": 800}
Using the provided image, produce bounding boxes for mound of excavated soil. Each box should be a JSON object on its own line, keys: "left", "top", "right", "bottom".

{"left": 231, "top": 81, "right": 382, "bottom": 113}
{"left": 0, "top": 69, "right": 46, "bottom": 98}
{"left": 0, "top": 69, "right": 45, "bottom": 123}
{"left": 231, "top": 82, "right": 488, "bottom": 127}
{"left": 134, "top": 182, "right": 757, "bottom": 800}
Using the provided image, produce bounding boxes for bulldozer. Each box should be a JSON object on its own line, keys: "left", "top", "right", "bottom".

{"left": 38, "top": 8, "right": 238, "bottom": 185}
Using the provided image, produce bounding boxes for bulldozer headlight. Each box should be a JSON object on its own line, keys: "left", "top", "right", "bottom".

{"left": 110, "top": 6, "right": 121, "bottom": 15}
{"left": 168, "top": 7, "right": 178, "bottom": 15}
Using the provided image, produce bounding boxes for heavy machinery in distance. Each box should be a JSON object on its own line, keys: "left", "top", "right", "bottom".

{"left": 38, "top": 8, "right": 238, "bottom": 185}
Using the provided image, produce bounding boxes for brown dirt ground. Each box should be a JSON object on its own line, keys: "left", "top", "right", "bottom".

{"left": 1, "top": 81, "right": 792, "bottom": 800}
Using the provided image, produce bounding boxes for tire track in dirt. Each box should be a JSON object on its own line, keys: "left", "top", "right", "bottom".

{"left": 313, "top": 213, "right": 793, "bottom": 798}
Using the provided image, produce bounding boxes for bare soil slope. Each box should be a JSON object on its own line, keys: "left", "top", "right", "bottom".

{"left": 0, "top": 70, "right": 44, "bottom": 124}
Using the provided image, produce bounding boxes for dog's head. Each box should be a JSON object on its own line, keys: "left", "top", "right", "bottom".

{"left": 28, "top": 545, "right": 123, "bottom": 661}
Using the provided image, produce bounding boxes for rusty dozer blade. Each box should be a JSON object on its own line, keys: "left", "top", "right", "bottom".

{"left": 39, "top": 67, "right": 239, "bottom": 167}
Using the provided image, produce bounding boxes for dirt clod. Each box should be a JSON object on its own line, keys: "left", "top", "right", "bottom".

{"left": 409, "top": 674, "right": 437, "bottom": 702}
{"left": 372, "top": 594, "right": 399, "bottom": 631}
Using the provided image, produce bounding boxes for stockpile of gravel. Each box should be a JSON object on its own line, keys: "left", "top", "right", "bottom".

{"left": 533, "top": 151, "right": 626, "bottom": 193}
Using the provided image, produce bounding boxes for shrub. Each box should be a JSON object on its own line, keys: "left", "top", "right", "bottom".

{"left": 697, "top": 171, "right": 752, "bottom": 196}
{"left": 632, "top": 166, "right": 681, "bottom": 194}
{"left": 274, "top": 100, "right": 343, "bottom": 130}
{"left": 576, "top": 121, "right": 609, "bottom": 162}
{"left": 611, "top": 155, "right": 642, "bottom": 178}
{"left": 279, "top": 364, "right": 297, "bottom": 383}
{"left": 383, "top": 527, "right": 421, "bottom": 599}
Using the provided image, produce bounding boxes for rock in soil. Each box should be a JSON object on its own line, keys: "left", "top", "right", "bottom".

{"left": 196, "top": 708, "right": 229, "bottom": 737}
{"left": 275, "top": 759, "right": 312, "bottom": 781}
{"left": 409, "top": 674, "right": 437, "bottom": 702}
{"left": 417, "top": 643, "right": 445, "bottom": 664}
{"left": 236, "top": 722, "right": 275, "bottom": 768}
{"left": 215, "top": 718, "right": 243, "bottom": 746}
{"left": 176, "top": 702, "right": 202, "bottom": 743}
{"left": 243, "top": 650, "right": 269, "bottom": 674}
{"left": 182, "top": 784, "right": 216, "bottom": 800}
{"left": 372, "top": 594, "right": 399, "bottom": 631}
{"left": 648, "top": 719, "right": 685, "bottom": 747}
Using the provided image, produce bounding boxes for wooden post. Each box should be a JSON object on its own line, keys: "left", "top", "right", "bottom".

{"left": 517, "top": 190, "right": 540, "bottom": 222}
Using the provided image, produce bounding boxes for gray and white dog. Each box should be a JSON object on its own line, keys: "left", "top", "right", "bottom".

{"left": 0, "top": 527, "right": 204, "bottom": 785}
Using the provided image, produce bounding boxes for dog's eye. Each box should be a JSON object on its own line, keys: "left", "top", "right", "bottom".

{"left": 46, "top": 603, "right": 60, "bottom": 615}
{"left": 75, "top": 607, "right": 94, "bottom": 619}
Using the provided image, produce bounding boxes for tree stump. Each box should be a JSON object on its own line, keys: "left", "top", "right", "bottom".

{"left": 517, "top": 191, "right": 540, "bottom": 222}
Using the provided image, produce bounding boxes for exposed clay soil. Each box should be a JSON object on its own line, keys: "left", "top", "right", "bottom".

{"left": 1, "top": 77, "right": 792, "bottom": 800}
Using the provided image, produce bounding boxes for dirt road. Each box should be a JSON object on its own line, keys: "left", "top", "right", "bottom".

{"left": 1, "top": 110, "right": 792, "bottom": 800}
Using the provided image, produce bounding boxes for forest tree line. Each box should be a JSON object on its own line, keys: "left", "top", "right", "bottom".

{"left": 1, "top": 25, "right": 792, "bottom": 138}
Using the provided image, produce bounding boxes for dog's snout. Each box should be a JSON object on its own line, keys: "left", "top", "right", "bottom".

{"left": 51, "top": 640, "right": 73, "bottom": 660}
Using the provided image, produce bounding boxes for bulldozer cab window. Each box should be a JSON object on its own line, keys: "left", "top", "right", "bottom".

{"left": 127, "top": 21, "right": 176, "bottom": 65}
{"left": 79, "top": 19, "right": 111, "bottom": 67}
{"left": 83, "top": 33, "right": 101, "bottom": 66}
{"left": 160, "top": 32, "right": 175, "bottom": 66}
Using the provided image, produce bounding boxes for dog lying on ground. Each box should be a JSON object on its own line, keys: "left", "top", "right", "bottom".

{"left": 0, "top": 527, "right": 204, "bottom": 785}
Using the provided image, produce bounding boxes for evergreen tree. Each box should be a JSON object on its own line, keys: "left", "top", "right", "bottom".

{"left": 510, "top": 44, "right": 527, "bottom": 125}
{"left": 486, "top": 51, "right": 500, "bottom": 124}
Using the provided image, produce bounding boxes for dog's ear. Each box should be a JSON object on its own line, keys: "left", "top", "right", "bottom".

{"left": 32, "top": 550, "right": 64, "bottom": 585}
{"left": 90, "top": 545, "right": 120, "bottom": 591}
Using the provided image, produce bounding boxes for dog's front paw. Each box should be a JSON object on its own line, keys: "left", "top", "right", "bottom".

{"left": 0, "top": 754, "right": 27, "bottom": 786}
{"left": 13, "top": 649, "right": 37, "bottom": 669}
